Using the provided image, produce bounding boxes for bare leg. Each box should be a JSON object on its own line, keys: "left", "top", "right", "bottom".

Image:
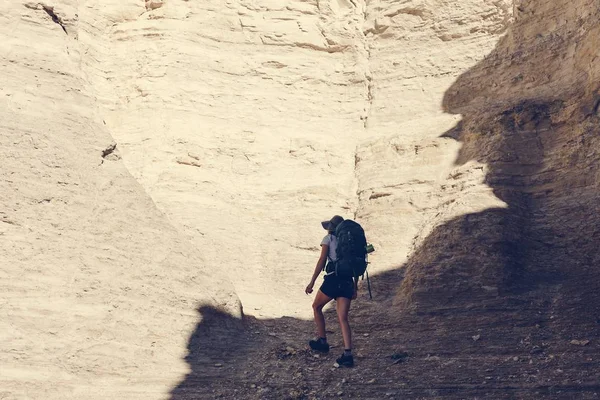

{"left": 312, "top": 290, "right": 333, "bottom": 338}
{"left": 336, "top": 297, "right": 352, "bottom": 349}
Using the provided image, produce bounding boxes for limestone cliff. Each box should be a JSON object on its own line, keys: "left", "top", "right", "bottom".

{"left": 74, "top": 0, "right": 513, "bottom": 318}
{"left": 400, "top": 0, "right": 600, "bottom": 320}
{"left": 1, "top": 2, "right": 239, "bottom": 399}
{"left": 2, "top": 0, "right": 600, "bottom": 398}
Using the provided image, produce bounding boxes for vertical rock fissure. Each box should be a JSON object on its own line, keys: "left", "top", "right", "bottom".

{"left": 352, "top": 0, "right": 372, "bottom": 220}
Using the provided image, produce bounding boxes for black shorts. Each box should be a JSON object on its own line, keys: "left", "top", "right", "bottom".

{"left": 319, "top": 275, "right": 354, "bottom": 300}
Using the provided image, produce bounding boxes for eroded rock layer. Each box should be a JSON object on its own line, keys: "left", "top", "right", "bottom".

{"left": 75, "top": 0, "right": 513, "bottom": 318}
{"left": 399, "top": 0, "right": 600, "bottom": 320}
{"left": 3, "top": 0, "right": 600, "bottom": 398}
{"left": 1, "top": 2, "right": 239, "bottom": 399}
{"left": 78, "top": 0, "right": 365, "bottom": 318}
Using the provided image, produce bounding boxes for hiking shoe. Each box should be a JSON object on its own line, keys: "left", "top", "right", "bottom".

{"left": 335, "top": 353, "right": 354, "bottom": 368}
{"left": 308, "top": 339, "right": 330, "bottom": 353}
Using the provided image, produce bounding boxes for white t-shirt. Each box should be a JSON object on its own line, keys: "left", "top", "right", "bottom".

{"left": 321, "top": 234, "right": 338, "bottom": 262}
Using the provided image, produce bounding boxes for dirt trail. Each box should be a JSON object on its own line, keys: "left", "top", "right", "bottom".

{"left": 170, "top": 265, "right": 600, "bottom": 399}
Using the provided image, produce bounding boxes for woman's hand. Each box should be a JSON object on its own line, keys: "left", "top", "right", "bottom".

{"left": 305, "top": 282, "right": 314, "bottom": 295}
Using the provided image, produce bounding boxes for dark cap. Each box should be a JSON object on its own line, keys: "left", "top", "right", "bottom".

{"left": 321, "top": 215, "right": 344, "bottom": 231}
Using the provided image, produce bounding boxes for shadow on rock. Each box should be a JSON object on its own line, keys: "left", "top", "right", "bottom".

{"left": 169, "top": 269, "right": 406, "bottom": 400}
{"left": 170, "top": 1, "right": 600, "bottom": 397}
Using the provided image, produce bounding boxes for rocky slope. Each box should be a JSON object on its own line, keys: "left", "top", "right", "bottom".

{"left": 399, "top": 0, "right": 600, "bottom": 316}
{"left": 1, "top": 2, "right": 239, "bottom": 399}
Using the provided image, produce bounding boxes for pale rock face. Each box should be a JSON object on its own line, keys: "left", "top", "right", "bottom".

{"left": 356, "top": 0, "right": 513, "bottom": 271}
{"left": 79, "top": 0, "right": 367, "bottom": 318}
{"left": 13, "top": 0, "right": 597, "bottom": 397}
{"left": 1, "top": 1, "right": 239, "bottom": 399}
{"left": 76, "top": 0, "right": 512, "bottom": 318}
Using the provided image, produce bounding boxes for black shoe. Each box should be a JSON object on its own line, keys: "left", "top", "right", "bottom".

{"left": 335, "top": 353, "right": 354, "bottom": 368}
{"left": 309, "top": 339, "right": 330, "bottom": 353}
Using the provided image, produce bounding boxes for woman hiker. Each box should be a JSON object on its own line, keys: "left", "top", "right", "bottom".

{"left": 305, "top": 215, "right": 357, "bottom": 368}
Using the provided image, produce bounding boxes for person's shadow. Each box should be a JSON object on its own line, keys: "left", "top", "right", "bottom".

{"left": 170, "top": 1, "right": 600, "bottom": 397}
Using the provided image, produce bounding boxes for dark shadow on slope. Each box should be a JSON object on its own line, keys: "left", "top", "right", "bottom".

{"left": 170, "top": 1, "right": 600, "bottom": 398}
{"left": 169, "top": 271, "right": 408, "bottom": 400}
{"left": 169, "top": 305, "right": 268, "bottom": 398}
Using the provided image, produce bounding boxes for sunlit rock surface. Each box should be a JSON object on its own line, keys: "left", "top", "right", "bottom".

{"left": 3, "top": 0, "right": 599, "bottom": 398}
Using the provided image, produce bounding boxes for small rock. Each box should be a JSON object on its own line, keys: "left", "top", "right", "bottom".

{"left": 341, "top": 378, "right": 347, "bottom": 384}
{"left": 472, "top": 335, "right": 481, "bottom": 342}
{"left": 214, "top": 363, "right": 222, "bottom": 367}
{"left": 333, "top": 362, "right": 340, "bottom": 368}
{"left": 391, "top": 352, "right": 409, "bottom": 364}
{"left": 386, "top": 393, "right": 394, "bottom": 397}
{"left": 286, "top": 346, "right": 296, "bottom": 354}
{"left": 530, "top": 346, "right": 544, "bottom": 354}
{"left": 337, "top": 391, "right": 343, "bottom": 396}
{"left": 145, "top": 0, "right": 163, "bottom": 10}
{"left": 513, "top": 356, "right": 519, "bottom": 361}
{"left": 313, "top": 354, "right": 320, "bottom": 359}
{"left": 250, "top": 384, "right": 256, "bottom": 389}
{"left": 363, "top": 333, "right": 370, "bottom": 337}
{"left": 570, "top": 339, "right": 590, "bottom": 346}
{"left": 391, "top": 352, "right": 409, "bottom": 359}
{"left": 367, "top": 378, "right": 376, "bottom": 384}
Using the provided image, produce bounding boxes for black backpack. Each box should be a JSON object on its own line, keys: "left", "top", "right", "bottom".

{"left": 334, "top": 219, "right": 368, "bottom": 279}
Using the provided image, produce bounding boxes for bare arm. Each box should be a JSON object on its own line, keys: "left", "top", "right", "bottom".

{"left": 305, "top": 245, "right": 329, "bottom": 294}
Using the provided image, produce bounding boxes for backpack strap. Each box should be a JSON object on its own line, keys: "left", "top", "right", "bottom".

{"left": 365, "top": 269, "right": 372, "bottom": 300}
{"left": 324, "top": 259, "right": 336, "bottom": 275}
{"left": 324, "top": 234, "right": 336, "bottom": 274}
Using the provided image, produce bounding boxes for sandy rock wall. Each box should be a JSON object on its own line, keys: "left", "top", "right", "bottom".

{"left": 355, "top": 0, "right": 513, "bottom": 271}
{"left": 77, "top": 0, "right": 515, "bottom": 318}
{"left": 0, "top": 2, "right": 239, "bottom": 399}
{"left": 398, "top": 0, "right": 600, "bottom": 318}
{"left": 78, "top": 0, "right": 368, "bottom": 318}
{"left": 7, "top": 0, "right": 599, "bottom": 396}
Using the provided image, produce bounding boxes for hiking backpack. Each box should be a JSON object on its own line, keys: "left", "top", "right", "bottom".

{"left": 334, "top": 219, "right": 368, "bottom": 279}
